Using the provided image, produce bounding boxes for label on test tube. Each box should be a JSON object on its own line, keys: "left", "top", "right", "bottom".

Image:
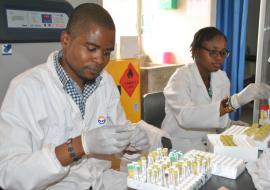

{"left": 260, "top": 105, "right": 269, "bottom": 122}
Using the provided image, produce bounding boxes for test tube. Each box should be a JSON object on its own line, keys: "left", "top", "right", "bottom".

{"left": 132, "top": 162, "right": 139, "bottom": 180}
{"left": 148, "top": 153, "right": 154, "bottom": 167}
{"left": 127, "top": 163, "right": 134, "bottom": 178}
{"left": 173, "top": 168, "right": 179, "bottom": 187}
{"left": 147, "top": 167, "right": 153, "bottom": 183}
{"left": 168, "top": 167, "right": 174, "bottom": 188}
{"left": 140, "top": 157, "right": 147, "bottom": 182}
{"left": 161, "top": 163, "right": 167, "bottom": 187}
{"left": 162, "top": 148, "right": 168, "bottom": 159}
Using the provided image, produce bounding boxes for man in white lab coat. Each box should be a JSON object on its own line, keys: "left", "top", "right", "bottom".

{"left": 0, "top": 3, "right": 149, "bottom": 190}
{"left": 161, "top": 27, "right": 270, "bottom": 153}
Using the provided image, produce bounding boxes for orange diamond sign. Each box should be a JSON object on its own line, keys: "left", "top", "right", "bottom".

{"left": 120, "top": 63, "right": 139, "bottom": 97}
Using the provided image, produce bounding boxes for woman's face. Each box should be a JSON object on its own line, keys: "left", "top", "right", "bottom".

{"left": 195, "top": 35, "right": 228, "bottom": 73}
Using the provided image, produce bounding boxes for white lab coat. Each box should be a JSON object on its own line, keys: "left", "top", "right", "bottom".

{"left": 161, "top": 62, "right": 230, "bottom": 152}
{"left": 246, "top": 148, "right": 270, "bottom": 190}
{"left": 0, "top": 51, "right": 128, "bottom": 190}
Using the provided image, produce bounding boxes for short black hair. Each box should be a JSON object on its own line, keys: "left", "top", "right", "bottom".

{"left": 190, "top": 27, "right": 227, "bottom": 59}
{"left": 66, "top": 3, "right": 115, "bottom": 38}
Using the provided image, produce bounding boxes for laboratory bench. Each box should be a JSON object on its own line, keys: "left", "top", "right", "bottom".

{"left": 200, "top": 169, "right": 256, "bottom": 190}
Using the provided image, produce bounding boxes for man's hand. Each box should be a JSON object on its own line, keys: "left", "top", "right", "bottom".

{"left": 129, "top": 125, "right": 150, "bottom": 151}
{"left": 81, "top": 125, "right": 134, "bottom": 155}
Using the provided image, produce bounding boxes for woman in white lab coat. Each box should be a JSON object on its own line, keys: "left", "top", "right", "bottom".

{"left": 161, "top": 27, "right": 270, "bottom": 152}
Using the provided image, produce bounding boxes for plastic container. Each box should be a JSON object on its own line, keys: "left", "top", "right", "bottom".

{"left": 258, "top": 104, "right": 270, "bottom": 125}
{"left": 127, "top": 149, "right": 245, "bottom": 190}
{"left": 163, "top": 52, "right": 174, "bottom": 64}
{"left": 260, "top": 105, "right": 269, "bottom": 123}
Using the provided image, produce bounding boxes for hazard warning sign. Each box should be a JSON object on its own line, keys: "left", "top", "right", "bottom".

{"left": 120, "top": 63, "right": 139, "bottom": 97}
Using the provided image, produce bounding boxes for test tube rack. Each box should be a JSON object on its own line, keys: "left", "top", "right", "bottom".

{"left": 223, "top": 125, "right": 270, "bottom": 150}
{"left": 127, "top": 149, "right": 245, "bottom": 190}
{"left": 207, "top": 133, "right": 258, "bottom": 162}
{"left": 186, "top": 150, "right": 245, "bottom": 180}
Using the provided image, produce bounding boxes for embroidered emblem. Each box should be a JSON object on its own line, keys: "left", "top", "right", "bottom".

{"left": 97, "top": 116, "right": 106, "bottom": 124}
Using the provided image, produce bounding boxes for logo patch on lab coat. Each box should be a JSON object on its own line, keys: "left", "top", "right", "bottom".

{"left": 97, "top": 116, "right": 106, "bottom": 124}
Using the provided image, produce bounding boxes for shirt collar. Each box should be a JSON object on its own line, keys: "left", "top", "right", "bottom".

{"left": 54, "top": 50, "right": 103, "bottom": 88}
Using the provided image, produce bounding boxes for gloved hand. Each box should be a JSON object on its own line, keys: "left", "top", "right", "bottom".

{"left": 81, "top": 125, "right": 134, "bottom": 155}
{"left": 129, "top": 125, "right": 150, "bottom": 151}
{"left": 230, "top": 83, "right": 270, "bottom": 109}
{"left": 120, "top": 126, "right": 149, "bottom": 172}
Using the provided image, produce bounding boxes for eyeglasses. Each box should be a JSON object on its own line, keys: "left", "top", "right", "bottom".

{"left": 200, "top": 46, "right": 230, "bottom": 58}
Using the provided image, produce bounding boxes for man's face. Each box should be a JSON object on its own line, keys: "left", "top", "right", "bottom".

{"left": 60, "top": 24, "right": 115, "bottom": 85}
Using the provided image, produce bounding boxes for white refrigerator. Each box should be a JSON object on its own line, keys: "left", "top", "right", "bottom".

{"left": 254, "top": 0, "right": 270, "bottom": 121}
{"left": 0, "top": 42, "right": 60, "bottom": 104}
